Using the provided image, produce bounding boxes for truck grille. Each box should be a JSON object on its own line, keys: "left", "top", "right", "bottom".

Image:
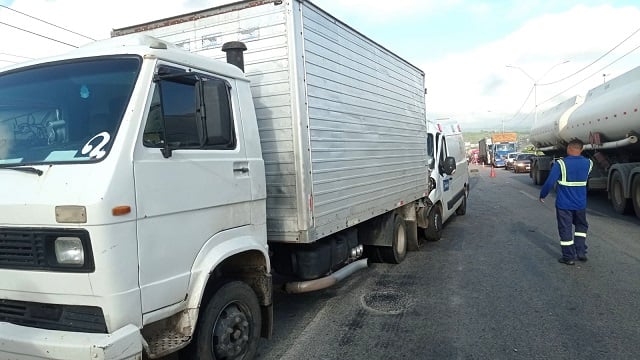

{"left": 0, "top": 230, "right": 47, "bottom": 267}
{"left": 0, "top": 299, "right": 107, "bottom": 333}
{"left": 0, "top": 228, "right": 94, "bottom": 272}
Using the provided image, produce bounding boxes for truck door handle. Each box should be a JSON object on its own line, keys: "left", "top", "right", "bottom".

{"left": 234, "top": 166, "right": 249, "bottom": 174}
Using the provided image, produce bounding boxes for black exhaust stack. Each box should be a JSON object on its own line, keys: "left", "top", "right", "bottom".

{"left": 222, "top": 41, "right": 247, "bottom": 72}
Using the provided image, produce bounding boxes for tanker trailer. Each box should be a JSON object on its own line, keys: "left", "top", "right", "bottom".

{"left": 529, "top": 95, "right": 584, "bottom": 185}
{"left": 530, "top": 66, "right": 640, "bottom": 219}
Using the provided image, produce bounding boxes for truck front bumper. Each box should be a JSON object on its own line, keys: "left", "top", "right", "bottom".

{"left": 0, "top": 322, "right": 142, "bottom": 360}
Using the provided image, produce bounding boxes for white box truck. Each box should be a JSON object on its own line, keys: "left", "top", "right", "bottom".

{"left": 0, "top": 1, "right": 465, "bottom": 359}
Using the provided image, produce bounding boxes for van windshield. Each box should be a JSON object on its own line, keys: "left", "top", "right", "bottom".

{"left": 0, "top": 56, "right": 140, "bottom": 166}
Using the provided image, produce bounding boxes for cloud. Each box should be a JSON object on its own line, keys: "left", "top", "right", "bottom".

{"left": 1, "top": 0, "right": 225, "bottom": 59}
{"left": 2, "top": 0, "right": 639, "bottom": 133}
{"left": 421, "top": 4, "right": 640, "bottom": 130}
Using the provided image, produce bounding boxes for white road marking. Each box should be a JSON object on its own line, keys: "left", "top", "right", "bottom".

{"left": 519, "top": 190, "right": 539, "bottom": 201}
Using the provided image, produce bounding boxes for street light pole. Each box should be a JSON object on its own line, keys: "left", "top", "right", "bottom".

{"left": 506, "top": 60, "right": 569, "bottom": 125}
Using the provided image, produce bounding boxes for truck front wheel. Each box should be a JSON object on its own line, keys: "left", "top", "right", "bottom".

{"left": 611, "top": 171, "right": 632, "bottom": 214}
{"left": 631, "top": 175, "right": 640, "bottom": 219}
{"left": 189, "top": 281, "right": 261, "bottom": 360}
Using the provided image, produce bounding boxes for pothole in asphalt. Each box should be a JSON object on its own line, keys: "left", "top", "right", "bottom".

{"left": 362, "top": 290, "right": 412, "bottom": 314}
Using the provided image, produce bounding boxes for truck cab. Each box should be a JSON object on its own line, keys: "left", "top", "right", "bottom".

{"left": 0, "top": 34, "right": 272, "bottom": 359}
{"left": 423, "top": 122, "right": 469, "bottom": 241}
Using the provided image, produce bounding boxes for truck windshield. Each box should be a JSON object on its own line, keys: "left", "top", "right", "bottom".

{"left": 0, "top": 56, "right": 140, "bottom": 166}
{"left": 495, "top": 143, "right": 516, "bottom": 152}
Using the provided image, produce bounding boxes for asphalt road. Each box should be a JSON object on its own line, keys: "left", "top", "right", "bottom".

{"left": 164, "top": 164, "right": 640, "bottom": 359}
{"left": 253, "top": 164, "right": 640, "bottom": 360}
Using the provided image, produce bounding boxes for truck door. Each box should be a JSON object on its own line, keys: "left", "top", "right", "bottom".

{"left": 132, "top": 69, "right": 253, "bottom": 313}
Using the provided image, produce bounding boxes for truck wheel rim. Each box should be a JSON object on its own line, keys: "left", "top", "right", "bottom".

{"left": 212, "top": 302, "right": 251, "bottom": 358}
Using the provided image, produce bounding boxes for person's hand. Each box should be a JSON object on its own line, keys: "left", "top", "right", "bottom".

{"left": 539, "top": 198, "right": 545, "bottom": 203}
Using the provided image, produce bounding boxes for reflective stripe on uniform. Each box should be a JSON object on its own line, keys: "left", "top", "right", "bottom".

{"left": 560, "top": 240, "right": 574, "bottom": 246}
{"left": 557, "top": 158, "right": 593, "bottom": 186}
{"left": 574, "top": 232, "right": 587, "bottom": 238}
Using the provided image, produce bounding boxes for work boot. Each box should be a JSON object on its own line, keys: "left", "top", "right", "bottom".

{"left": 558, "top": 257, "right": 575, "bottom": 265}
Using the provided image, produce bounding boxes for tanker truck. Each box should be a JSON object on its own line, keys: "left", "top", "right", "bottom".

{"left": 529, "top": 66, "right": 640, "bottom": 219}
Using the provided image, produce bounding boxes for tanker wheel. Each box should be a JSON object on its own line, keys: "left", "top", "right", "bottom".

{"left": 380, "top": 214, "right": 407, "bottom": 264}
{"left": 611, "top": 171, "right": 632, "bottom": 214}
{"left": 631, "top": 175, "right": 640, "bottom": 220}
{"left": 532, "top": 165, "right": 540, "bottom": 185}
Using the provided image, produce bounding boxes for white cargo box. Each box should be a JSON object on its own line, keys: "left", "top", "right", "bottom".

{"left": 112, "top": 0, "right": 428, "bottom": 243}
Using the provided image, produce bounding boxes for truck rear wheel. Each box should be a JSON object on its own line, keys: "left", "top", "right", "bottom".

{"left": 188, "top": 281, "right": 261, "bottom": 360}
{"left": 380, "top": 215, "right": 407, "bottom": 264}
{"left": 611, "top": 171, "right": 632, "bottom": 214}
{"left": 631, "top": 175, "right": 640, "bottom": 219}
{"left": 532, "top": 165, "right": 540, "bottom": 185}
{"left": 424, "top": 206, "right": 442, "bottom": 241}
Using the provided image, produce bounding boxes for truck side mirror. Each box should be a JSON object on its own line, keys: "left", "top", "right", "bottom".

{"left": 442, "top": 156, "right": 457, "bottom": 175}
{"left": 427, "top": 156, "right": 435, "bottom": 169}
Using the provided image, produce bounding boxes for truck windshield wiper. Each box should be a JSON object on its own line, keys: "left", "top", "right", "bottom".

{"left": 0, "top": 166, "right": 44, "bottom": 176}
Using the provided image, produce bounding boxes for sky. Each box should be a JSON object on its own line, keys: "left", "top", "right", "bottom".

{"left": 1, "top": 0, "right": 640, "bottom": 131}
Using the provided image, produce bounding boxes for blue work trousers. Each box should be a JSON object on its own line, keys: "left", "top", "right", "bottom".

{"left": 556, "top": 208, "right": 588, "bottom": 260}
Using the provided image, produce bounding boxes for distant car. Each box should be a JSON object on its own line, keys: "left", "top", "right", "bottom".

{"left": 493, "top": 157, "right": 506, "bottom": 168}
{"left": 513, "top": 153, "right": 535, "bottom": 173}
{"left": 505, "top": 152, "right": 520, "bottom": 170}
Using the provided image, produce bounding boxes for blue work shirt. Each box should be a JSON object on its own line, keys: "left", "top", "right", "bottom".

{"left": 539, "top": 155, "right": 593, "bottom": 210}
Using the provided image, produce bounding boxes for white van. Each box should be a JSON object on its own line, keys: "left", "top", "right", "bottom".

{"left": 424, "top": 122, "right": 470, "bottom": 240}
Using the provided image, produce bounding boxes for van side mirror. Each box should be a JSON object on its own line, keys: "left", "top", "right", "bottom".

{"left": 442, "top": 156, "right": 457, "bottom": 175}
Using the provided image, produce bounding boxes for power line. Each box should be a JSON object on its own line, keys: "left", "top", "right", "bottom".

{"left": 540, "top": 42, "right": 640, "bottom": 106}
{"left": 538, "top": 25, "right": 640, "bottom": 86}
{"left": 507, "top": 26, "right": 640, "bottom": 129}
{"left": 507, "top": 84, "right": 535, "bottom": 124}
{"left": 0, "top": 52, "right": 34, "bottom": 60}
{"left": 0, "top": 21, "right": 78, "bottom": 48}
{"left": 0, "top": 4, "right": 95, "bottom": 41}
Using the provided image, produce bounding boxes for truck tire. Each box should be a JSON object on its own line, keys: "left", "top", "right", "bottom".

{"left": 631, "top": 175, "right": 640, "bottom": 219}
{"left": 611, "top": 171, "right": 632, "bottom": 214}
{"left": 455, "top": 187, "right": 468, "bottom": 216}
{"left": 423, "top": 206, "right": 442, "bottom": 241}
{"left": 380, "top": 215, "right": 407, "bottom": 264}
{"left": 532, "top": 165, "right": 540, "bottom": 185}
{"left": 406, "top": 219, "right": 422, "bottom": 251}
{"left": 188, "top": 281, "right": 261, "bottom": 360}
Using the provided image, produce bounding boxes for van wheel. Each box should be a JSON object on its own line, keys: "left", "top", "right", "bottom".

{"left": 455, "top": 187, "right": 468, "bottom": 216}
{"left": 611, "top": 171, "right": 632, "bottom": 214}
{"left": 380, "top": 215, "right": 407, "bottom": 264}
{"left": 424, "top": 206, "right": 443, "bottom": 241}
{"left": 187, "top": 281, "right": 261, "bottom": 360}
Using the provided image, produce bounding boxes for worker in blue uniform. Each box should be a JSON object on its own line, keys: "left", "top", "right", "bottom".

{"left": 539, "top": 139, "right": 593, "bottom": 265}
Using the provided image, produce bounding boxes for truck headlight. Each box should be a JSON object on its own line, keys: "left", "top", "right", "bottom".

{"left": 55, "top": 237, "right": 85, "bottom": 265}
